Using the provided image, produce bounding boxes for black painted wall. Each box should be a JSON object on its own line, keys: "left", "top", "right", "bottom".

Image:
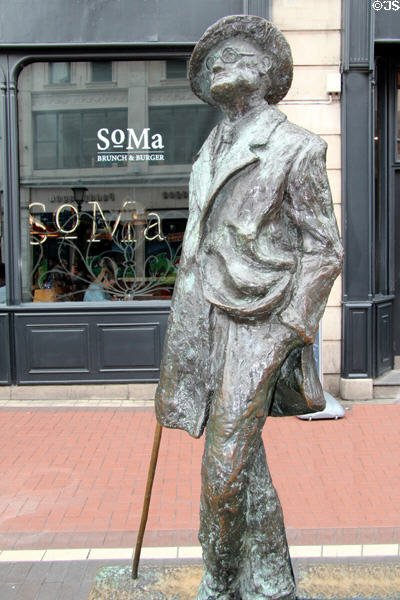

{"left": 14, "top": 310, "right": 169, "bottom": 384}
{"left": 0, "top": 0, "right": 269, "bottom": 46}
{"left": 342, "top": 1, "right": 400, "bottom": 378}
{"left": 375, "top": 5, "right": 400, "bottom": 41}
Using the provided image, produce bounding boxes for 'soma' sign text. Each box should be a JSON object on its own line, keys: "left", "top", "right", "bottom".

{"left": 97, "top": 127, "right": 164, "bottom": 151}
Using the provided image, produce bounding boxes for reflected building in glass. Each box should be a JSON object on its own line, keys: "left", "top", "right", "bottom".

{"left": 18, "top": 60, "right": 220, "bottom": 303}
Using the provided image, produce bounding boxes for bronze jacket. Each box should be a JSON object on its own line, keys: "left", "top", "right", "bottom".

{"left": 155, "top": 104, "right": 343, "bottom": 438}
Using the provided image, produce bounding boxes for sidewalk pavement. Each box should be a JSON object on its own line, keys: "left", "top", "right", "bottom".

{"left": 1, "top": 399, "right": 400, "bottom": 550}
{"left": 0, "top": 397, "right": 399, "bottom": 598}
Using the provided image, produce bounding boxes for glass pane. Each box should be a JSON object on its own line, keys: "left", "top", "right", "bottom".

{"left": 35, "top": 113, "right": 57, "bottom": 142}
{"left": 49, "top": 62, "right": 70, "bottom": 84}
{"left": 92, "top": 61, "right": 112, "bottom": 82}
{"left": 197, "top": 105, "right": 218, "bottom": 138}
{"left": 149, "top": 105, "right": 219, "bottom": 164}
{"left": 59, "top": 113, "right": 81, "bottom": 168}
{"left": 166, "top": 59, "right": 187, "bottom": 79}
{"left": 35, "top": 142, "right": 57, "bottom": 170}
{"left": 18, "top": 60, "right": 220, "bottom": 303}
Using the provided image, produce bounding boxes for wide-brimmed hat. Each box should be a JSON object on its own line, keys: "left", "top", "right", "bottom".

{"left": 189, "top": 15, "right": 293, "bottom": 106}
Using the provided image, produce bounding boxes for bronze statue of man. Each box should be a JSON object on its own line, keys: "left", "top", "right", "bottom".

{"left": 155, "top": 15, "right": 343, "bottom": 600}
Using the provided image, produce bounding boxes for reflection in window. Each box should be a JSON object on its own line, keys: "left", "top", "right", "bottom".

{"left": 18, "top": 59, "right": 220, "bottom": 302}
{"left": 149, "top": 105, "right": 220, "bottom": 164}
{"left": 29, "top": 202, "right": 185, "bottom": 302}
{"left": 49, "top": 62, "right": 71, "bottom": 84}
{"left": 92, "top": 61, "right": 113, "bottom": 82}
{"left": 166, "top": 59, "right": 187, "bottom": 79}
{"left": 34, "top": 109, "right": 128, "bottom": 169}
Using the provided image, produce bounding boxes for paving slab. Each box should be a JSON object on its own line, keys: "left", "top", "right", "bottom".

{"left": 0, "top": 560, "right": 123, "bottom": 600}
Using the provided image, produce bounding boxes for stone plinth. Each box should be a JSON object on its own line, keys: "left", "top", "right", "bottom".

{"left": 87, "top": 565, "right": 202, "bottom": 600}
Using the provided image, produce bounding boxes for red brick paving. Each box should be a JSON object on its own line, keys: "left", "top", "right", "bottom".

{"left": 0, "top": 404, "right": 399, "bottom": 549}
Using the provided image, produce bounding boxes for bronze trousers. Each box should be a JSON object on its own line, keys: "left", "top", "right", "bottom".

{"left": 197, "top": 308, "right": 297, "bottom": 600}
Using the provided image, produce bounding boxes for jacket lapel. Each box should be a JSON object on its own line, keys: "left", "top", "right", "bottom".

{"left": 190, "top": 128, "right": 217, "bottom": 215}
{"left": 206, "top": 140, "right": 258, "bottom": 212}
{"left": 194, "top": 105, "right": 287, "bottom": 222}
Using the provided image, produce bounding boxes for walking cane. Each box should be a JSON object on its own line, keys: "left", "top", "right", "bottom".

{"left": 132, "top": 420, "right": 163, "bottom": 579}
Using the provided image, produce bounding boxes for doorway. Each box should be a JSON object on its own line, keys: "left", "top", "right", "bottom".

{"left": 374, "top": 54, "right": 400, "bottom": 375}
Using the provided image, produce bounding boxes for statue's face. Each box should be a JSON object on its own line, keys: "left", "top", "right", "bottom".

{"left": 205, "top": 38, "right": 268, "bottom": 104}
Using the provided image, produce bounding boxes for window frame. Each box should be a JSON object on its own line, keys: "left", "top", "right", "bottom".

{"left": 396, "top": 66, "right": 400, "bottom": 161}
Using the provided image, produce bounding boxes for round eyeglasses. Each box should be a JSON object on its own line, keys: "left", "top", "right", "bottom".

{"left": 205, "top": 47, "right": 256, "bottom": 72}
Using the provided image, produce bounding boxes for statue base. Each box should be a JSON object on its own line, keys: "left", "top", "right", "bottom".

{"left": 87, "top": 565, "right": 202, "bottom": 599}
{"left": 87, "top": 561, "right": 400, "bottom": 599}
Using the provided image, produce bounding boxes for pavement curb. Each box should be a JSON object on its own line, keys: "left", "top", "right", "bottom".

{"left": 0, "top": 543, "right": 399, "bottom": 562}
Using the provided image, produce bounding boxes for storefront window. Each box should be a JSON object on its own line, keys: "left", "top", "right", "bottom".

{"left": 18, "top": 59, "right": 220, "bottom": 303}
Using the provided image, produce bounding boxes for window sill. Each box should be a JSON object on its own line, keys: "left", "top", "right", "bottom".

{"left": 43, "top": 83, "right": 76, "bottom": 89}
{"left": 85, "top": 81, "right": 117, "bottom": 88}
